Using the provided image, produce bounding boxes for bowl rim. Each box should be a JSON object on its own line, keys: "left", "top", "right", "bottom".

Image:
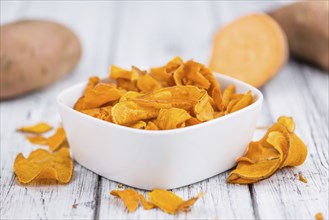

{"left": 57, "top": 73, "right": 263, "bottom": 136}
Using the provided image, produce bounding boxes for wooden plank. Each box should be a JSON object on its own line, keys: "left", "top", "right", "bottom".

{"left": 250, "top": 61, "right": 329, "bottom": 219}
{"left": 96, "top": 2, "right": 255, "bottom": 219}
{"left": 0, "top": 1, "right": 120, "bottom": 219}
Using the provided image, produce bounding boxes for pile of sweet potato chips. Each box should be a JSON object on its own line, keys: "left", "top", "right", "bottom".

{"left": 111, "top": 188, "right": 203, "bottom": 214}
{"left": 73, "top": 57, "right": 254, "bottom": 130}
{"left": 227, "top": 116, "right": 308, "bottom": 184}
{"left": 14, "top": 122, "right": 72, "bottom": 184}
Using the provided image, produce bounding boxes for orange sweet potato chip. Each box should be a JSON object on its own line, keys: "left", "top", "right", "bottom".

{"left": 176, "top": 192, "right": 204, "bottom": 212}
{"left": 110, "top": 189, "right": 139, "bottom": 212}
{"left": 147, "top": 189, "right": 203, "bottom": 214}
{"left": 174, "top": 60, "right": 210, "bottom": 89}
{"left": 221, "top": 84, "right": 235, "bottom": 110}
{"left": 150, "top": 56, "right": 183, "bottom": 87}
{"left": 83, "top": 83, "right": 124, "bottom": 109}
{"left": 81, "top": 106, "right": 112, "bottom": 122}
{"left": 26, "top": 136, "right": 48, "bottom": 145}
{"left": 48, "top": 127, "right": 67, "bottom": 151}
{"left": 18, "top": 122, "right": 52, "bottom": 134}
{"left": 137, "top": 74, "right": 161, "bottom": 93}
{"left": 155, "top": 108, "right": 192, "bottom": 130}
{"left": 110, "top": 65, "right": 139, "bottom": 81}
{"left": 145, "top": 121, "right": 159, "bottom": 130}
{"left": 194, "top": 93, "right": 214, "bottom": 121}
{"left": 147, "top": 189, "right": 184, "bottom": 214}
{"left": 228, "top": 116, "right": 308, "bottom": 184}
{"left": 230, "top": 91, "right": 253, "bottom": 113}
{"left": 14, "top": 148, "right": 73, "bottom": 184}
{"left": 129, "top": 121, "right": 147, "bottom": 129}
{"left": 112, "top": 101, "right": 159, "bottom": 125}
{"left": 139, "top": 194, "right": 156, "bottom": 210}
{"left": 117, "top": 78, "right": 139, "bottom": 92}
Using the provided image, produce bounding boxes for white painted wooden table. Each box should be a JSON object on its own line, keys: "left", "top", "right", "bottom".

{"left": 1, "top": 1, "right": 328, "bottom": 219}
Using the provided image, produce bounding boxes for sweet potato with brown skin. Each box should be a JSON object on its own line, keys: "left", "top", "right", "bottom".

{"left": 0, "top": 20, "right": 81, "bottom": 99}
{"left": 270, "top": 1, "right": 329, "bottom": 71}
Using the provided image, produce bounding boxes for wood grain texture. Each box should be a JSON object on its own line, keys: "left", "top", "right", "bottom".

{"left": 1, "top": 1, "right": 328, "bottom": 219}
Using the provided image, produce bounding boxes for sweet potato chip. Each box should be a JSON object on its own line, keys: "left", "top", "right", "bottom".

{"left": 221, "top": 84, "right": 235, "bottom": 110}
{"left": 166, "top": 56, "right": 184, "bottom": 73}
{"left": 112, "top": 101, "right": 159, "bottom": 125}
{"left": 139, "top": 194, "right": 156, "bottom": 210}
{"left": 14, "top": 148, "right": 73, "bottom": 184}
{"left": 26, "top": 136, "right": 48, "bottom": 145}
{"left": 150, "top": 56, "right": 183, "bottom": 87}
{"left": 228, "top": 116, "right": 307, "bottom": 184}
{"left": 81, "top": 106, "right": 112, "bottom": 122}
{"left": 147, "top": 189, "right": 203, "bottom": 214}
{"left": 129, "top": 121, "right": 147, "bottom": 129}
{"left": 155, "top": 108, "right": 191, "bottom": 130}
{"left": 110, "top": 65, "right": 139, "bottom": 81}
{"left": 145, "top": 121, "right": 159, "bottom": 130}
{"left": 137, "top": 74, "right": 161, "bottom": 93}
{"left": 119, "top": 91, "right": 143, "bottom": 102}
{"left": 110, "top": 189, "right": 139, "bottom": 212}
{"left": 117, "top": 78, "right": 139, "bottom": 92}
{"left": 147, "top": 189, "right": 184, "bottom": 214}
{"left": 185, "top": 117, "right": 202, "bottom": 126}
{"left": 18, "top": 122, "right": 52, "bottom": 134}
{"left": 315, "top": 212, "right": 324, "bottom": 220}
{"left": 230, "top": 91, "right": 253, "bottom": 113}
{"left": 194, "top": 93, "right": 214, "bottom": 121}
{"left": 48, "top": 127, "right": 67, "bottom": 151}
{"left": 174, "top": 60, "right": 210, "bottom": 89}
{"left": 83, "top": 83, "right": 124, "bottom": 109}
{"left": 176, "top": 192, "right": 204, "bottom": 212}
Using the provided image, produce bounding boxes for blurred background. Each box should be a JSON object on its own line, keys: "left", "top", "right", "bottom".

{"left": 1, "top": 1, "right": 296, "bottom": 80}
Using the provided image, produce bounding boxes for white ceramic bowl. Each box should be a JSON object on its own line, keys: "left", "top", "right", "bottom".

{"left": 57, "top": 73, "right": 263, "bottom": 190}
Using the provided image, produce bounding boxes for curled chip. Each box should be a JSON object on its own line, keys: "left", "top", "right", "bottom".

{"left": 110, "top": 65, "right": 138, "bottom": 81}
{"left": 221, "top": 84, "right": 235, "bottom": 110}
{"left": 147, "top": 189, "right": 203, "bottom": 214}
{"left": 174, "top": 60, "right": 210, "bottom": 89}
{"left": 228, "top": 116, "right": 308, "bottom": 184}
{"left": 18, "top": 122, "right": 52, "bottom": 134}
{"left": 155, "top": 108, "right": 192, "bottom": 130}
{"left": 139, "top": 194, "right": 156, "bottom": 210}
{"left": 112, "top": 101, "right": 159, "bottom": 125}
{"left": 145, "top": 121, "right": 159, "bottom": 130}
{"left": 137, "top": 74, "right": 161, "bottom": 93}
{"left": 176, "top": 192, "right": 204, "bottom": 212}
{"left": 81, "top": 106, "right": 112, "bottom": 122}
{"left": 48, "top": 127, "right": 67, "bottom": 151}
{"left": 194, "top": 93, "right": 214, "bottom": 122}
{"left": 26, "top": 136, "right": 48, "bottom": 145}
{"left": 14, "top": 148, "right": 73, "bottom": 184}
{"left": 84, "top": 83, "right": 124, "bottom": 109}
{"left": 110, "top": 189, "right": 139, "bottom": 212}
{"left": 73, "top": 57, "right": 254, "bottom": 130}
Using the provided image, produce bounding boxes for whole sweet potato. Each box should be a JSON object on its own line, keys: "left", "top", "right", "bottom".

{"left": 270, "top": 1, "right": 329, "bottom": 71}
{"left": 0, "top": 20, "right": 81, "bottom": 99}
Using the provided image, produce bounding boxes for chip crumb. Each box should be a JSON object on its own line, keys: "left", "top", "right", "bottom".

{"left": 118, "top": 183, "right": 123, "bottom": 188}
{"left": 298, "top": 173, "right": 308, "bottom": 183}
{"left": 72, "top": 203, "right": 78, "bottom": 209}
{"left": 315, "top": 212, "right": 323, "bottom": 220}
